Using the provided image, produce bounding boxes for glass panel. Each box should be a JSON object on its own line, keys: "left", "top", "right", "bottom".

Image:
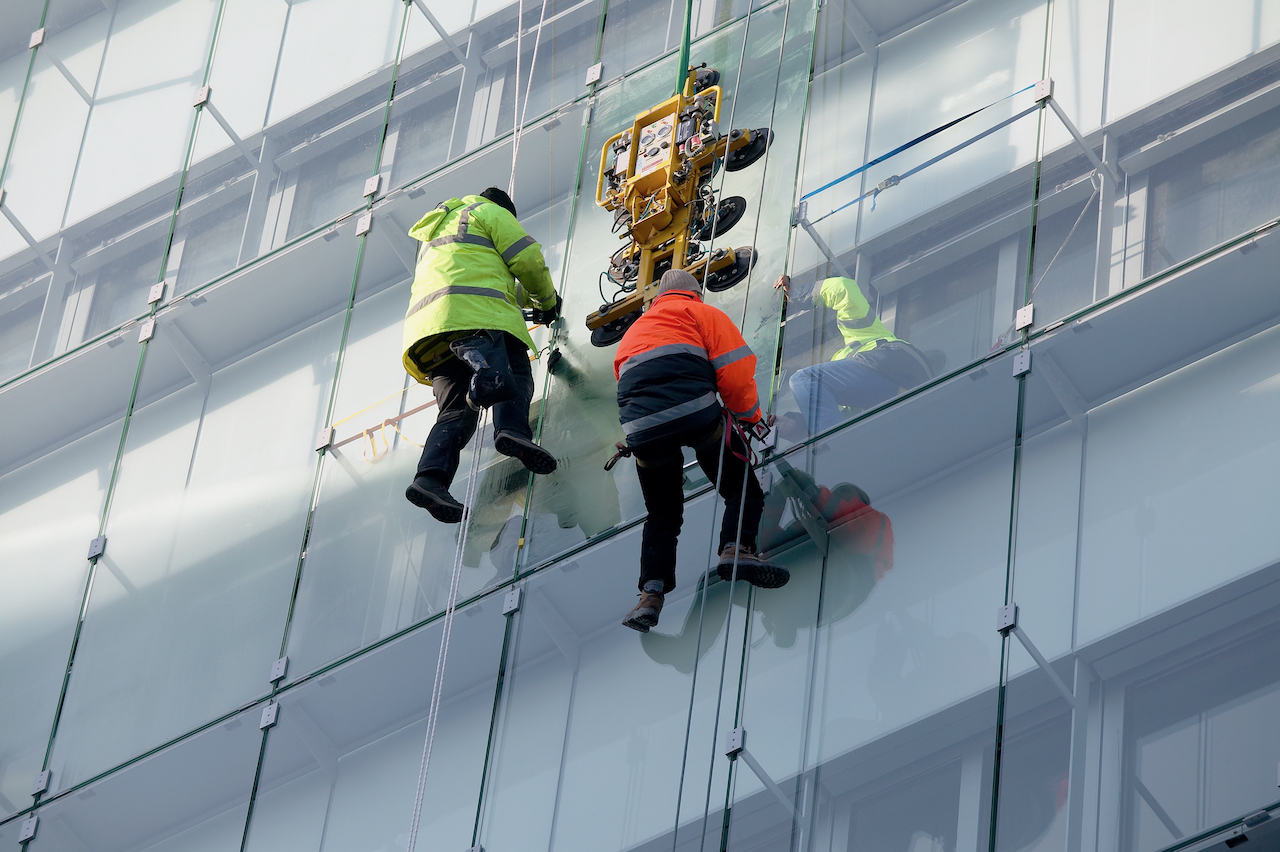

{"left": 782, "top": 102, "right": 1042, "bottom": 448}
{"left": 0, "top": 0, "right": 42, "bottom": 168}
{"left": 0, "top": 0, "right": 218, "bottom": 370}
{"left": 525, "top": 15, "right": 788, "bottom": 568}
{"left": 999, "top": 215, "right": 1280, "bottom": 852}
{"left": 26, "top": 703, "right": 262, "bottom": 852}
{"left": 286, "top": 103, "right": 584, "bottom": 680}
{"left": 165, "top": 0, "right": 401, "bottom": 298}
{"left": 0, "top": 261, "right": 50, "bottom": 384}
{"left": 0, "top": 335, "right": 141, "bottom": 821}
{"left": 599, "top": 0, "right": 753, "bottom": 85}
{"left": 243, "top": 592, "right": 507, "bottom": 852}
{"left": 1105, "top": 0, "right": 1280, "bottom": 123}
{"left": 1030, "top": 88, "right": 1280, "bottom": 331}
{"left": 723, "top": 354, "right": 1018, "bottom": 850}
{"left": 476, "top": 495, "right": 747, "bottom": 852}
{"left": 44, "top": 216, "right": 363, "bottom": 793}
{"left": 782, "top": 0, "right": 1048, "bottom": 449}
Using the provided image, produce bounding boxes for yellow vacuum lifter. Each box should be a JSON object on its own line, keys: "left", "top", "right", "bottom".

{"left": 585, "top": 65, "right": 772, "bottom": 346}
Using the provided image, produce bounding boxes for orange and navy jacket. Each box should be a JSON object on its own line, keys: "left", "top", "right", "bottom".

{"left": 614, "top": 290, "right": 762, "bottom": 447}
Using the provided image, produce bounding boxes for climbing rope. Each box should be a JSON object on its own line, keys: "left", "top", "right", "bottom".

{"left": 405, "top": 408, "right": 489, "bottom": 852}
{"left": 406, "top": 0, "right": 553, "bottom": 842}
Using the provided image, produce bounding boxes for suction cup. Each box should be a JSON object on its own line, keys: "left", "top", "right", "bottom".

{"left": 725, "top": 128, "right": 773, "bottom": 172}
{"left": 696, "top": 196, "right": 747, "bottom": 241}
{"left": 590, "top": 310, "right": 641, "bottom": 347}
{"left": 705, "top": 247, "right": 757, "bottom": 292}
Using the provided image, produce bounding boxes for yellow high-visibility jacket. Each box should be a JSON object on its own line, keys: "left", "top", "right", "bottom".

{"left": 818, "top": 276, "right": 901, "bottom": 361}
{"left": 402, "top": 195, "right": 557, "bottom": 383}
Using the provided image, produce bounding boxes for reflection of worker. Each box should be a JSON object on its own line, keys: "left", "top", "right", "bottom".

{"left": 401, "top": 187, "right": 562, "bottom": 523}
{"left": 615, "top": 269, "right": 789, "bottom": 632}
{"left": 775, "top": 274, "right": 932, "bottom": 435}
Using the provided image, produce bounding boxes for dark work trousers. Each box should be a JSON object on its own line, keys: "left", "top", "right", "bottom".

{"left": 632, "top": 416, "right": 764, "bottom": 593}
{"left": 414, "top": 331, "right": 535, "bottom": 487}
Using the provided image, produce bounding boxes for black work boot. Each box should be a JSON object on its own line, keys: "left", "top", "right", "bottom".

{"left": 405, "top": 476, "right": 464, "bottom": 524}
{"left": 494, "top": 432, "right": 558, "bottom": 474}
{"left": 622, "top": 581, "right": 665, "bottom": 632}
{"left": 717, "top": 543, "right": 789, "bottom": 588}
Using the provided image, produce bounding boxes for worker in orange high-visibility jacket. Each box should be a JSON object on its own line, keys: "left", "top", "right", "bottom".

{"left": 613, "top": 268, "right": 789, "bottom": 633}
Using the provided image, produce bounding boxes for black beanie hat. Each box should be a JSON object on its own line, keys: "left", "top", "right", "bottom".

{"left": 480, "top": 187, "right": 518, "bottom": 218}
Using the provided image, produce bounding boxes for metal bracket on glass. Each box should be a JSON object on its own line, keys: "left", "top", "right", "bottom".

{"left": 31, "top": 770, "right": 50, "bottom": 796}
{"left": 997, "top": 603, "right": 1082, "bottom": 711}
{"left": 356, "top": 213, "right": 372, "bottom": 237}
{"left": 260, "top": 702, "right": 279, "bottom": 730}
{"left": 138, "top": 318, "right": 156, "bottom": 343}
{"left": 793, "top": 210, "right": 854, "bottom": 281}
{"left": 193, "top": 86, "right": 277, "bottom": 178}
{"left": 502, "top": 587, "right": 522, "bottom": 616}
{"left": 18, "top": 815, "right": 37, "bottom": 842}
{"left": 269, "top": 656, "right": 288, "bottom": 683}
{"left": 1012, "top": 348, "right": 1031, "bottom": 377}
{"left": 87, "top": 535, "right": 106, "bottom": 560}
{"left": 1035, "top": 78, "right": 1123, "bottom": 188}
{"left": 1015, "top": 303, "right": 1034, "bottom": 331}
{"left": 315, "top": 427, "right": 334, "bottom": 452}
{"left": 29, "top": 28, "right": 45, "bottom": 49}
{"left": 148, "top": 282, "right": 166, "bottom": 305}
{"left": 724, "top": 727, "right": 799, "bottom": 820}
{"left": 585, "top": 62, "right": 603, "bottom": 86}
{"left": 363, "top": 174, "right": 381, "bottom": 198}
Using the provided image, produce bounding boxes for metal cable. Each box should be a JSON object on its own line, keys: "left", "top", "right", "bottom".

{"left": 406, "top": 408, "right": 490, "bottom": 852}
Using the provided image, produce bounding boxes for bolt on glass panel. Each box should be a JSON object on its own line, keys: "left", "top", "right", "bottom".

{"left": 243, "top": 592, "right": 508, "bottom": 852}
{"left": 0, "top": 334, "right": 143, "bottom": 821}
{"left": 22, "top": 702, "right": 264, "bottom": 851}
{"left": 723, "top": 353, "right": 1019, "bottom": 851}
{"left": 43, "top": 215, "right": 364, "bottom": 795}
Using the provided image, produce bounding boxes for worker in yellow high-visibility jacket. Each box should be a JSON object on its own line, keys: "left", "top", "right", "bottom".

{"left": 402, "top": 187, "right": 561, "bottom": 523}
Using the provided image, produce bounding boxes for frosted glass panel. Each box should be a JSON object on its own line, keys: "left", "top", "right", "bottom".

{"left": 1107, "top": 0, "right": 1280, "bottom": 121}
{"left": 245, "top": 594, "right": 506, "bottom": 852}
{"left": 0, "top": 337, "right": 141, "bottom": 821}
{"left": 45, "top": 218, "right": 362, "bottom": 792}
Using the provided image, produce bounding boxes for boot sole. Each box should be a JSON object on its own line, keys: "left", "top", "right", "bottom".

{"left": 621, "top": 608, "right": 660, "bottom": 632}
{"left": 717, "top": 559, "right": 790, "bottom": 589}
{"left": 405, "top": 482, "right": 464, "bottom": 524}
{"left": 494, "top": 433, "right": 558, "bottom": 475}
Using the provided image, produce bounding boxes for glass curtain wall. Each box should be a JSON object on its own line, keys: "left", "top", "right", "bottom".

{"left": 5, "top": 0, "right": 1280, "bottom": 850}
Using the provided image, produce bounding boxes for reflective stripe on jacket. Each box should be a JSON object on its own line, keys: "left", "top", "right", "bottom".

{"left": 401, "top": 195, "right": 557, "bottom": 383}
{"left": 614, "top": 290, "right": 762, "bottom": 447}
{"left": 818, "top": 276, "right": 900, "bottom": 361}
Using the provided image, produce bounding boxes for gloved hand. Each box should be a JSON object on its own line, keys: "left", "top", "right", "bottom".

{"left": 529, "top": 294, "right": 563, "bottom": 326}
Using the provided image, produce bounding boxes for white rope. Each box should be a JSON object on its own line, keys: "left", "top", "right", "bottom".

{"left": 405, "top": 408, "right": 489, "bottom": 852}
{"left": 508, "top": 0, "right": 552, "bottom": 197}
{"left": 508, "top": 0, "right": 525, "bottom": 196}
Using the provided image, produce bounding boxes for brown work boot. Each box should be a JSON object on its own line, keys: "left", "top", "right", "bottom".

{"left": 717, "top": 543, "right": 789, "bottom": 589}
{"left": 622, "top": 591, "right": 664, "bottom": 632}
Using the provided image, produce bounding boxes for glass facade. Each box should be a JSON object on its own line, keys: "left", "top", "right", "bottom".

{"left": 2, "top": 0, "right": 1279, "bottom": 849}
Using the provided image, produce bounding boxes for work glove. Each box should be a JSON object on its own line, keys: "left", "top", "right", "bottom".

{"left": 528, "top": 294, "right": 563, "bottom": 326}
{"left": 747, "top": 417, "right": 772, "bottom": 443}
